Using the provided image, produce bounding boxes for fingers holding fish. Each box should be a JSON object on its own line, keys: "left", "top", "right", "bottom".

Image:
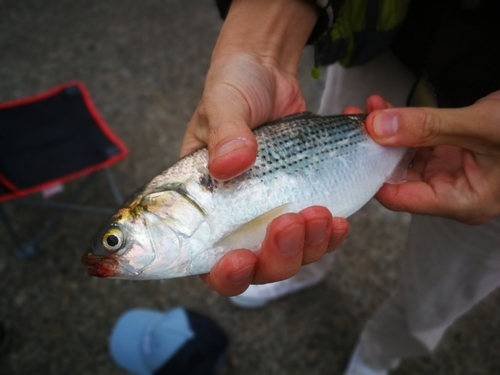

{"left": 199, "top": 208, "right": 348, "bottom": 296}
{"left": 365, "top": 92, "right": 500, "bottom": 152}
{"left": 300, "top": 206, "right": 342, "bottom": 265}
{"left": 365, "top": 95, "right": 393, "bottom": 113}
{"left": 251, "top": 213, "right": 306, "bottom": 285}
{"left": 326, "top": 217, "right": 350, "bottom": 253}
{"left": 343, "top": 106, "right": 363, "bottom": 115}
{"left": 363, "top": 92, "right": 500, "bottom": 223}
{"left": 182, "top": 115, "right": 257, "bottom": 181}
{"left": 374, "top": 146, "right": 500, "bottom": 225}
{"left": 343, "top": 94, "right": 393, "bottom": 115}
{"left": 200, "top": 249, "right": 257, "bottom": 297}
{"left": 253, "top": 207, "right": 345, "bottom": 282}
{"left": 181, "top": 88, "right": 258, "bottom": 181}
{"left": 196, "top": 213, "right": 307, "bottom": 297}
{"left": 180, "top": 53, "right": 307, "bottom": 181}
{"left": 197, "top": 213, "right": 306, "bottom": 297}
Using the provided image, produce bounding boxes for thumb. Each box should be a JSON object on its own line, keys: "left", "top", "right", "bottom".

{"left": 366, "top": 107, "right": 461, "bottom": 148}
{"left": 181, "top": 104, "right": 258, "bottom": 181}
{"left": 205, "top": 113, "right": 258, "bottom": 181}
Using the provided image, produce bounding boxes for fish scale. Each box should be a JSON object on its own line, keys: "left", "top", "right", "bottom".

{"left": 83, "top": 112, "right": 411, "bottom": 279}
{"left": 208, "top": 114, "right": 380, "bottom": 220}
{"left": 252, "top": 117, "right": 365, "bottom": 179}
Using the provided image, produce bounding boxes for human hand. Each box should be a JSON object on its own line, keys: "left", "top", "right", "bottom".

{"left": 180, "top": 0, "right": 349, "bottom": 295}
{"left": 346, "top": 93, "right": 500, "bottom": 225}
{"left": 181, "top": 53, "right": 306, "bottom": 180}
{"left": 180, "top": 0, "right": 317, "bottom": 180}
{"left": 201, "top": 207, "right": 349, "bottom": 296}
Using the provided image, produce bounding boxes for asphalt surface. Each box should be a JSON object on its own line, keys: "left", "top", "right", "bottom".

{"left": 0, "top": 1, "right": 499, "bottom": 374}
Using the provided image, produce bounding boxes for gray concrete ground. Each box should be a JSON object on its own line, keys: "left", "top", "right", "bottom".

{"left": 0, "top": 1, "right": 499, "bottom": 374}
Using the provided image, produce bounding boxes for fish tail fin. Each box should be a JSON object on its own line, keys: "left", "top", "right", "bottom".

{"left": 385, "top": 148, "right": 417, "bottom": 184}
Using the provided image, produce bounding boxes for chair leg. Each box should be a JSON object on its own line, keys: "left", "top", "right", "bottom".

{"left": 26, "top": 174, "right": 97, "bottom": 256}
{"left": 2, "top": 171, "right": 123, "bottom": 258}
{"left": 103, "top": 168, "right": 123, "bottom": 205}
{"left": 2, "top": 174, "right": 96, "bottom": 258}
{"left": 0, "top": 205, "right": 32, "bottom": 257}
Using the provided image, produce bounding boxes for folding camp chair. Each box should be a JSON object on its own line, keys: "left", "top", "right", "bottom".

{"left": 0, "top": 81, "right": 128, "bottom": 258}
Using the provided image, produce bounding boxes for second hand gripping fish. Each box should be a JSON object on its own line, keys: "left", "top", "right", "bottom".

{"left": 82, "top": 112, "right": 412, "bottom": 280}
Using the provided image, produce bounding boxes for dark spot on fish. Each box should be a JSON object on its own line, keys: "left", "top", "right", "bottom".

{"left": 199, "top": 174, "right": 214, "bottom": 193}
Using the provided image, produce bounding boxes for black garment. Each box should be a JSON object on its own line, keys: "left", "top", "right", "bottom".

{"left": 215, "top": 0, "right": 344, "bottom": 46}
{"left": 154, "top": 310, "right": 229, "bottom": 375}
{"left": 391, "top": 0, "right": 500, "bottom": 108}
{"left": 214, "top": 0, "right": 500, "bottom": 108}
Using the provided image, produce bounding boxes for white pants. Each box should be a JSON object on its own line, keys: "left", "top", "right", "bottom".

{"left": 319, "top": 52, "right": 500, "bottom": 370}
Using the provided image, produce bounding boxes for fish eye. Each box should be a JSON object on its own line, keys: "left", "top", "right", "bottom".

{"left": 102, "top": 229, "right": 124, "bottom": 252}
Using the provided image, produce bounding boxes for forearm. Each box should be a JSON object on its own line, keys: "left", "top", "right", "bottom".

{"left": 213, "top": 0, "right": 318, "bottom": 76}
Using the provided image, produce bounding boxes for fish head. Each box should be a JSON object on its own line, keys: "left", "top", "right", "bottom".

{"left": 82, "top": 187, "right": 208, "bottom": 279}
{"left": 82, "top": 206, "right": 172, "bottom": 279}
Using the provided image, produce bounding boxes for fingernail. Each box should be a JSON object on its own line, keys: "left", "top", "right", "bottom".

{"left": 305, "top": 219, "right": 328, "bottom": 245}
{"left": 228, "top": 264, "right": 254, "bottom": 285}
{"left": 210, "top": 138, "right": 249, "bottom": 164}
{"left": 373, "top": 112, "right": 398, "bottom": 138}
{"left": 276, "top": 224, "right": 303, "bottom": 255}
{"left": 328, "top": 228, "right": 347, "bottom": 247}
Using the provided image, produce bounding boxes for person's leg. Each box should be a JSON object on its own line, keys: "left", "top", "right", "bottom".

{"left": 351, "top": 215, "right": 500, "bottom": 372}
{"left": 318, "top": 51, "right": 415, "bottom": 115}
{"left": 355, "top": 284, "right": 427, "bottom": 371}
{"left": 404, "top": 215, "right": 500, "bottom": 349}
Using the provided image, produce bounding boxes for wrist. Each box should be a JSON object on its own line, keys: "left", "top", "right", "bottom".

{"left": 212, "top": 0, "right": 318, "bottom": 75}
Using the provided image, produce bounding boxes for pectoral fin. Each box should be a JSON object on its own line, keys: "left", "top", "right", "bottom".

{"left": 215, "top": 204, "right": 291, "bottom": 251}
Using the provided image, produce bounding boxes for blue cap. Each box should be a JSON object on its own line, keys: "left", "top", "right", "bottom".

{"left": 109, "top": 307, "right": 194, "bottom": 375}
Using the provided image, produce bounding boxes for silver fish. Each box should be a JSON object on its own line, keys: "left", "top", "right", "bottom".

{"left": 82, "top": 112, "right": 412, "bottom": 279}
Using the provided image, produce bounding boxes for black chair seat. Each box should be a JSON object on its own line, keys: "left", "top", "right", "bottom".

{"left": 0, "top": 82, "right": 128, "bottom": 257}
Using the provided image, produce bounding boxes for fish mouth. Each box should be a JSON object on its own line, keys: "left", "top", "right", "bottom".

{"left": 81, "top": 253, "right": 120, "bottom": 278}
